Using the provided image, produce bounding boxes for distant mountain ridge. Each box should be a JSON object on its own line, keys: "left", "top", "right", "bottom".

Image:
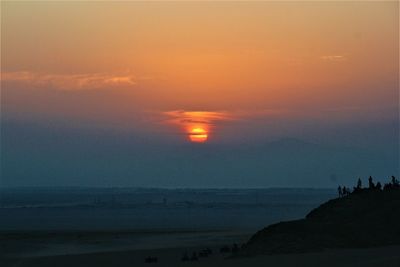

{"left": 2, "top": 119, "right": 398, "bottom": 187}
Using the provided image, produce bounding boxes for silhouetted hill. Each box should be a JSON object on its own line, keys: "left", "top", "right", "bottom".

{"left": 241, "top": 189, "right": 400, "bottom": 255}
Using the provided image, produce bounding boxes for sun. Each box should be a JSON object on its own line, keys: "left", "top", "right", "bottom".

{"left": 189, "top": 127, "right": 208, "bottom": 143}
{"left": 163, "top": 110, "right": 226, "bottom": 143}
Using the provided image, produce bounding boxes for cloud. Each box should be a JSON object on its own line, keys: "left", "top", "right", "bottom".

{"left": 1, "top": 71, "right": 137, "bottom": 90}
{"left": 163, "top": 110, "right": 234, "bottom": 127}
{"left": 320, "top": 55, "right": 347, "bottom": 62}
{"left": 160, "top": 109, "right": 291, "bottom": 133}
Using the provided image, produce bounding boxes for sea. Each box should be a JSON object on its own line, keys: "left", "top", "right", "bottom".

{"left": 0, "top": 187, "right": 335, "bottom": 232}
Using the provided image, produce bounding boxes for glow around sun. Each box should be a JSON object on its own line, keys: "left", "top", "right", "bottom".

{"left": 163, "top": 110, "right": 233, "bottom": 144}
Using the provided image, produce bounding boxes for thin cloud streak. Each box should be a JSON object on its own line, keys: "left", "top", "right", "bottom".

{"left": 1, "top": 71, "right": 137, "bottom": 90}
{"left": 163, "top": 110, "right": 233, "bottom": 127}
{"left": 320, "top": 55, "right": 347, "bottom": 62}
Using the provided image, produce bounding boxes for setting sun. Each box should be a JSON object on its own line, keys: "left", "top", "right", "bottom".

{"left": 189, "top": 128, "right": 208, "bottom": 143}
{"left": 163, "top": 110, "right": 231, "bottom": 143}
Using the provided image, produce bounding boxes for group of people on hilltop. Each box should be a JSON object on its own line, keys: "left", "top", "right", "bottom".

{"left": 338, "top": 176, "right": 399, "bottom": 197}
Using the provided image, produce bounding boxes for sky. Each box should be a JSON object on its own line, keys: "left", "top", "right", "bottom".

{"left": 1, "top": 1, "right": 399, "bottom": 188}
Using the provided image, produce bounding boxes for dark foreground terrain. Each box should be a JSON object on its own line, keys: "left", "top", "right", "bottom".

{"left": 1, "top": 187, "right": 400, "bottom": 266}
{"left": 2, "top": 245, "right": 400, "bottom": 267}
{"left": 242, "top": 188, "right": 400, "bottom": 255}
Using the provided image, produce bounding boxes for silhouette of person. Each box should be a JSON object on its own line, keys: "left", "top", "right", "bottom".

{"left": 376, "top": 182, "right": 382, "bottom": 190}
{"left": 357, "top": 178, "right": 362, "bottom": 189}
{"left": 392, "top": 176, "right": 399, "bottom": 187}
{"left": 338, "top": 186, "right": 342, "bottom": 197}
{"left": 368, "top": 176, "right": 375, "bottom": 189}
{"left": 342, "top": 186, "right": 348, "bottom": 196}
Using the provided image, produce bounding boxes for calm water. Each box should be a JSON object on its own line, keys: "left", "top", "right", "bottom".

{"left": 0, "top": 187, "right": 335, "bottom": 231}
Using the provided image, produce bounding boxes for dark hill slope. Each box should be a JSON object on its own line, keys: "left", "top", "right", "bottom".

{"left": 242, "top": 189, "right": 400, "bottom": 255}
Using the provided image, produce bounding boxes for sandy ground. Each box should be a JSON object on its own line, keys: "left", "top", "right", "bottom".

{"left": 3, "top": 245, "right": 400, "bottom": 267}
{"left": 1, "top": 231, "right": 399, "bottom": 267}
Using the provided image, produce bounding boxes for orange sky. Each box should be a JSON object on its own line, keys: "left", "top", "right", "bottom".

{"left": 1, "top": 1, "right": 398, "bottom": 142}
